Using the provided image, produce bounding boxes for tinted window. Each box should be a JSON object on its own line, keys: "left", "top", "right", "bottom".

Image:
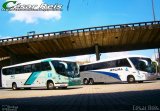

{"left": 2, "top": 69, "right": 7, "bottom": 75}
{"left": 11, "top": 67, "right": 15, "bottom": 74}
{"left": 106, "top": 61, "right": 116, "bottom": 68}
{"left": 51, "top": 60, "right": 79, "bottom": 77}
{"left": 41, "top": 62, "right": 51, "bottom": 71}
{"left": 8, "top": 68, "right": 13, "bottom": 75}
{"left": 2, "top": 62, "right": 51, "bottom": 75}
{"left": 15, "top": 67, "right": 19, "bottom": 74}
{"left": 32, "top": 63, "right": 41, "bottom": 72}
{"left": 116, "top": 59, "right": 131, "bottom": 67}
{"left": 32, "top": 62, "right": 51, "bottom": 72}
{"left": 52, "top": 61, "right": 66, "bottom": 76}
{"left": 2, "top": 68, "right": 14, "bottom": 75}
{"left": 2, "top": 68, "right": 9, "bottom": 75}
{"left": 80, "top": 65, "right": 85, "bottom": 71}
{"left": 93, "top": 62, "right": 106, "bottom": 70}
{"left": 15, "top": 66, "right": 23, "bottom": 74}
{"left": 129, "top": 57, "right": 155, "bottom": 73}
{"left": 84, "top": 65, "right": 93, "bottom": 71}
{"left": 24, "top": 65, "right": 32, "bottom": 73}
{"left": 80, "top": 59, "right": 131, "bottom": 72}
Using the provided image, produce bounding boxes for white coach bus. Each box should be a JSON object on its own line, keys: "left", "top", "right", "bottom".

{"left": 1, "top": 58, "right": 81, "bottom": 90}
{"left": 80, "top": 55, "right": 158, "bottom": 85}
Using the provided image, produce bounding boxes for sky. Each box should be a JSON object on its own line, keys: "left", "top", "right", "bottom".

{"left": 0, "top": 0, "right": 160, "bottom": 62}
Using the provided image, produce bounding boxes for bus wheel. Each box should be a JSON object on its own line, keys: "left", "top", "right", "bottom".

{"left": 47, "top": 81, "right": 55, "bottom": 90}
{"left": 12, "top": 83, "right": 18, "bottom": 90}
{"left": 83, "top": 79, "right": 89, "bottom": 85}
{"left": 127, "top": 76, "right": 135, "bottom": 83}
{"left": 89, "top": 78, "right": 94, "bottom": 85}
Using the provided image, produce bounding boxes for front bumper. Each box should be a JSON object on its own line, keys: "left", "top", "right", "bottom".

{"left": 54, "top": 83, "right": 68, "bottom": 87}
{"left": 145, "top": 74, "right": 158, "bottom": 80}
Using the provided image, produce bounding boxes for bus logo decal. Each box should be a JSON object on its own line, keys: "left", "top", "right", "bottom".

{"left": 24, "top": 72, "right": 41, "bottom": 85}
{"left": 125, "top": 67, "right": 129, "bottom": 71}
{"left": 48, "top": 73, "right": 52, "bottom": 78}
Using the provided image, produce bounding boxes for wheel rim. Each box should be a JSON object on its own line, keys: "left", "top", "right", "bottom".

{"left": 90, "top": 80, "right": 93, "bottom": 84}
{"left": 13, "top": 84, "right": 16, "bottom": 90}
{"left": 129, "top": 77, "right": 134, "bottom": 82}
{"left": 84, "top": 80, "right": 88, "bottom": 84}
{"left": 48, "top": 83, "right": 53, "bottom": 89}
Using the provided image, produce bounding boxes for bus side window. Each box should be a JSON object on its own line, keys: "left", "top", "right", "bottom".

{"left": 6, "top": 68, "right": 9, "bottom": 75}
{"left": 6, "top": 68, "right": 10, "bottom": 75}
{"left": 36, "top": 63, "right": 41, "bottom": 71}
{"left": 8, "top": 68, "right": 13, "bottom": 75}
{"left": 2, "top": 69, "right": 7, "bottom": 75}
{"left": 80, "top": 66, "right": 85, "bottom": 71}
{"left": 32, "top": 63, "right": 41, "bottom": 72}
{"left": 93, "top": 63, "right": 99, "bottom": 70}
{"left": 52, "top": 61, "right": 60, "bottom": 73}
{"left": 92, "top": 63, "right": 103, "bottom": 70}
{"left": 32, "top": 64, "right": 36, "bottom": 72}
{"left": 83, "top": 65, "right": 88, "bottom": 71}
{"left": 106, "top": 61, "right": 116, "bottom": 68}
{"left": 11, "top": 67, "right": 15, "bottom": 74}
{"left": 41, "top": 62, "right": 51, "bottom": 71}
{"left": 15, "top": 67, "right": 20, "bottom": 74}
{"left": 24, "top": 65, "right": 32, "bottom": 73}
{"left": 117, "top": 59, "right": 131, "bottom": 67}
{"left": 20, "top": 66, "right": 24, "bottom": 73}
{"left": 84, "top": 65, "right": 92, "bottom": 71}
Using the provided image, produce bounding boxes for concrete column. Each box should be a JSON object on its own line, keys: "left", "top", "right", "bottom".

{"left": 158, "top": 48, "right": 160, "bottom": 64}
{"left": 0, "top": 66, "right": 1, "bottom": 87}
{"left": 95, "top": 44, "right": 100, "bottom": 61}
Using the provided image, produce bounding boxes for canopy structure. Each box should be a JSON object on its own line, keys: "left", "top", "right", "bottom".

{"left": 0, "top": 21, "right": 160, "bottom": 65}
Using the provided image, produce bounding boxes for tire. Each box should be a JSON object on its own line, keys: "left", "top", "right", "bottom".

{"left": 127, "top": 76, "right": 135, "bottom": 83}
{"left": 138, "top": 81, "right": 143, "bottom": 83}
{"left": 47, "top": 81, "right": 55, "bottom": 90}
{"left": 12, "top": 83, "right": 18, "bottom": 90}
{"left": 89, "top": 78, "right": 94, "bottom": 85}
{"left": 61, "top": 87, "right": 67, "bottom": 89}
{"left": 83, "top": 79, "right": 89, "bottom": 85}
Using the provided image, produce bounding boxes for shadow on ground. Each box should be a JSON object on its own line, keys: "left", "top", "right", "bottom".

{"left": 0, "top": 89, "right": 160, "bottom": 111}
{"left": 6, "top": 86, "right": 83, "bottom": 91}
{"left": 89, "top": 80, "right": 156, "bottom": 86}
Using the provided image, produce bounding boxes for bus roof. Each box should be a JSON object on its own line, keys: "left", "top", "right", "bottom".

{"left": 2, "top": 58, "right": 76, "bottom": 69}
{"left": 80, "top": 55, "right": 150, "bottom": 66}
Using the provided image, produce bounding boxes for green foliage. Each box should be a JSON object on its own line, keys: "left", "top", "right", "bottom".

{"left": 152, "top": 61, "right": 159, "bottom": 73}
{"left": 158, "top": 65, "right": 160, "bottom": 73}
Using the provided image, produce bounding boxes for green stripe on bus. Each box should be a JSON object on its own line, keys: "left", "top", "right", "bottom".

{"left": 24, "top": 72, "right": 41, "bottom": 85}
{"left": 68, "top": 80, "right": 81, "bottom": 86}
{"left": 42, "top": 59, "right": 52, "bottom": 62}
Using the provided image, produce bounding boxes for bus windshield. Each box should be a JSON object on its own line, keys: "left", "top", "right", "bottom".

{"left": 51, "top": 60, "right": 79, "bottom": 77}
{"left": 129, "top": 57, "right": 156, "bottom": 73}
